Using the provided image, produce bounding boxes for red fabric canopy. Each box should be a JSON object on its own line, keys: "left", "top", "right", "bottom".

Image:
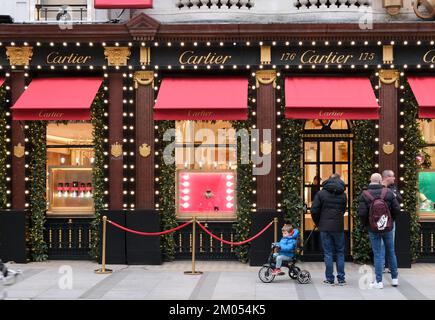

{"left": 154, "top": 77, "right": 248, "bottom": 120}
{"left": 94, "top": 0, "right": 153, "bottom": 9}
{"left": 408, "top": 76, "right": 435, "bottom": 119}
{"left": 285, "top": 77, "right": 379, "bottom": 120}
{"left": 12, "top": 78, "right": 102, "bottom": 121}
{"left": 0, "top": 78, "right": 4, "bottom": 87}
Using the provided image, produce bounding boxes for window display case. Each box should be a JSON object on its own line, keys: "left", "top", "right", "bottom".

{"left": 176, "top": 170, "right": 237, "bottom": 221}
{"left": 418, "top": 170, "right": 435, "bottom": 221}
{"left": 47, "top": 166, "right": 94, "bottom": 215}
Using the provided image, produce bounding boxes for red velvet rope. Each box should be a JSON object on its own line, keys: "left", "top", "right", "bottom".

{"left": 197, "top": 221, "right": 273, "bottom": 246}
{"left": 107, "top": 219, "right": 192, "bottom": 236}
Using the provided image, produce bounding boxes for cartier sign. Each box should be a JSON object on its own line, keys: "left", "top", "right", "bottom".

{"left": 395, "top": 46, "right": 435, "bottom": 66}
{"left": 272, "top": 46, "right": 382, "bottom": 66}
{"left": 151, "top": 47, "right": 259, "bottom": 66}
{"left": 32, "top": 46, "right": 104, "bottom": 67}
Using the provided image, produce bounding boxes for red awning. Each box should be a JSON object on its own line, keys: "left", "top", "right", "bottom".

{"left": 0, "top": 78, "right": 4, "bottom": 87}
{"left": 94, "top": 0, "right": 153, "bottom": 9}
{"left": 285, "top": 77, "right": 379, "bottom": 120}
{"left": 12, "top": 78, "right": 102, "bottom": 121}
{"left": 408, "top": 76, "right": 435, "bottom": 119}
{"left": 154, "top": 77, "right": 248, "bottom": 120}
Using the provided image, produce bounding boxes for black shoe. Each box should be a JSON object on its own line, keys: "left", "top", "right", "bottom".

{"left": 323, "top": 280, "right": 335, "bottom": 286}
{"left": 337, "top": 280, "right": 347, "bottom": 286}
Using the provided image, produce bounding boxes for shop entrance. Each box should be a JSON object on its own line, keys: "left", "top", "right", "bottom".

{"left": 302, "top": 120, "right": 353, "bottom": 261}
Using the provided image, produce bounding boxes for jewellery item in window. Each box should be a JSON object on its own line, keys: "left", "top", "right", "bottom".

{"left": 79, "top": 183, "right": 86, "bottom": 198}
{"left": 57, "top": 183, "right": 64, "bottom": 198}
{"left": 204, "top": 189, "right": 214, "bottom": 199}
{"left": 71, "top": 181, "right": 79, "bottom": 198}
{"left": 85, "top": 182, "right": 92, "bottom": 198}
{"left": 63, "top": 182, "right": 70, "bottom": 198}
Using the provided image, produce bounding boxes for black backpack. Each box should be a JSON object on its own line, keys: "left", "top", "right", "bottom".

{"left": 363, "top": 188, "right": 393, "bottom": 233}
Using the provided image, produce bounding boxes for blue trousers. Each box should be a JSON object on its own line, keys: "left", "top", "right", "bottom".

{"left": 320, "top": 231, "right": 346, "bottom": 282}
{"left": 369, "top": 230, "right": 399, "bottom": 283}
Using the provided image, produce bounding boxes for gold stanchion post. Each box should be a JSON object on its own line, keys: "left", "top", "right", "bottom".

{"left": 95, "top": 216, "right": 113, "bottom": 274}
{"left": 184, "top": 217, "right": 202, "bottom": 275}
{"left": 274, "top": 217, "right": 278, "bottom": 243}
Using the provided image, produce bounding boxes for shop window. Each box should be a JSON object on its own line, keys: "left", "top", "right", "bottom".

{"left": 46, "top": 122, "right": 94, "bottom": 216}
{"left": 175, "top": 121, "right": 237, "bottom": 221}
{"left": 418, "top": 120, "right": 435, "bottom": 219}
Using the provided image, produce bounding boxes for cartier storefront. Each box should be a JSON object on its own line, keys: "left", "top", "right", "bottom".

{"left": 0, "top": 15, "right": 434, "bottom": 265}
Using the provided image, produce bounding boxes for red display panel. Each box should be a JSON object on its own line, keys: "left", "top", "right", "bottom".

{"left": 177, "top": 170, "right": 236, "bottom": 220}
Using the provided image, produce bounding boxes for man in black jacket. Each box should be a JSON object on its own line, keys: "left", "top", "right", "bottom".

{"left": 381, "top": 169, "right": 402, "bottom": 272}
{"left": 311, "top": 174, "right": 347, "bottom": 285}
{"left": 358, "top": 173, "right": 401, "bottom": 289}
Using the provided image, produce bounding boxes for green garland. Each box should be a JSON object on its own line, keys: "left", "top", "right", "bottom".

{"left": 89, "top": 90, "right": 106, "bottom": 260}
{"left": 402, "top": 81, "right": 432, "bottom": 261}
{"left": 0, "top": 86, "right": 7, "bottom": 208}
{"left": 278, "top": 76, "right": 304, "bottom": 228}
{"left": 229, "top": 77, "right": 255, "bottom": 263}
{"left": 157, "top": 120, "right": 177, "bottom": 262}
{"left": 351, "top": 121, "right": 376, "bottom": 263}
{"left": 28, "top": 121, "right": 48, "bottom": 261}
{"left": 280, "top": 119, "right": 304, "bottom": 227}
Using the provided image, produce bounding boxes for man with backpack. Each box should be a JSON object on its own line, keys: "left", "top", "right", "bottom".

{"left": 358, "top": 173, "right": 401, "bottom": 289}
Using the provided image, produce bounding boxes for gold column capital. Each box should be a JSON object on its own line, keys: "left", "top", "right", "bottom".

{"left": 134, "top": 71, "right": 154, "bottom": 89}
{"left": 255, "top": 70, "right": 277, "bottom": 88}
{"left": 6, "top": 46, "right": 33, "bottom": 66}
{"left": 104, "top": 47, "right": 131, "bottom": 67}
{"left": 379, "top": 69, "right": 400, "bottom": 88}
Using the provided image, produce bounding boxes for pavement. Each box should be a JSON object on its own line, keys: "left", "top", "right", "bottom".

{"left": 1, "top": 260, "right": 435, "bottom": 300}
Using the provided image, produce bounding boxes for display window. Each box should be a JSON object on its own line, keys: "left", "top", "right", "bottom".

{"left": 46, "top": 123, "right": 94, "bottom": 216}
{"left": 418, "top": 120, "right": 435, "bottom": 220}
{"left": 175, "top": 121, "right": 237, "bottom": 220}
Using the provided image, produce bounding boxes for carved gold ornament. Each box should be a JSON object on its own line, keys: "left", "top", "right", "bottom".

{"left": 134, "top": 71, "right": 154, "bottom": 89}
{"left": 111, "top": 142, "right": 123, "bottom": 158}
{"left": 13, "top": 143, "right": 25, "bottom": 158}
{"left": 260, "top": 45, "right": 271, "bottom": 65}
{"left": 256, "top": 70, "right": 277, "bottom": 88}
{"left": 6, "top": 46, "right": 33, "bottom": 66}
{"left": 382, "top": 142, "right": 395, "bottom": 155}
{"left": 139, "top": 143, "right": 151, "bottom": 158}
{"left": 104, "top": 47, "right": 131, "bottom": 66}
{"left": 379, "top": 69, "right": 400, "bottom": 88}
{"left": 261, "top": 141, "right": 272, "bottom": 155}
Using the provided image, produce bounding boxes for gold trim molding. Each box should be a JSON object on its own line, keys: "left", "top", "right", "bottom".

{"left": 140, "top": 46, "right": 151, "bottom": 66}
{"left": 104, "top": 47, "right": 131, "bottom": 66}
{"left": 256, "top": 70, "right": 277, "bottom": 88}
{"left": 260, "top": 45, "right": 271, "bottom": 65}
{"left": 6, "top": 46, "right": 33, "bottom": 66}
{"left": 383, "top": 45, "right": 394, "bottom": 64}
{"left": 13, "top": 143, "right": 25, "bottom": 158}
{"left": 379, "top": 69, "right": 400, "bottom": 88}
{"left": 111, "top": 142, "right": 123, "bottom": 158}
{"left": 134, "top": 71, "right": 154, "bottom": 89}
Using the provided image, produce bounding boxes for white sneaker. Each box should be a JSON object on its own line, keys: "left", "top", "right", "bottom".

{"left": 369, "top": 282, "right": 384, "bottom": 289}
{"left": 392, "top": 278, "right": 399, "bottom": 287}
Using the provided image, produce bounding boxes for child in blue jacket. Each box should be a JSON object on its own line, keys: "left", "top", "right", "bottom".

{"left": 272, "top": 224, "right": 300, "bottom": 275}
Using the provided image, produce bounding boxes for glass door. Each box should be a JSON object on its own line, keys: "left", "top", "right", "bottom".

{"left": 302, "top": 120, "right": 352, "bottom": 259}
